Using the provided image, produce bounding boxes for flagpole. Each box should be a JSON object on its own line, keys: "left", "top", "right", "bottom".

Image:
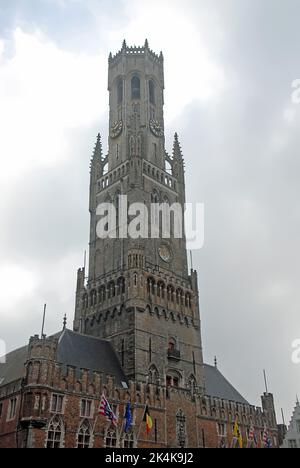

{"left": 136, "top": 404, "right": 148, "bottom": 444}
{"left": 263, "top": 370, "right": 269, "bottom": 394}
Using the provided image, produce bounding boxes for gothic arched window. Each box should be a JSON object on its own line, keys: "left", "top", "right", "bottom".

{"left": 123, "top": 433, "right": 135, "bottom": 448}
{"left": 131, "top": 76, "right": 141, "bottom": 100}
{"left": 149, "top": 80, "right": 155, "bottom": 105}
{"left": 105, "top": 429, "right": 118, "bottom": 448}
{"left": 187, "top": 375, "right": 197, "bottom": 395}
{"left": 46, "top": 415, "right": 64, "bottom": 449}
{"left": 168, "top": 338, "right": 176, "bottom": 352}
{"left": 117, "top": 78, "right": 123, "bottom": 105}
{"left": 77, "top": 420, "right": 92, "bottom": 449}
{"left": 148, "top": 365, "right": 159, "bottom": 385}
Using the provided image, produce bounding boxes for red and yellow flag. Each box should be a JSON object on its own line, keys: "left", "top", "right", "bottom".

{"left": 144, "top": 406, "right": 153, "bottom": 434}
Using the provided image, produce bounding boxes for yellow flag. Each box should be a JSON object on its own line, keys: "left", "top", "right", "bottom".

{"left": 233, "top": 420, "right": 243, "bottom": 448}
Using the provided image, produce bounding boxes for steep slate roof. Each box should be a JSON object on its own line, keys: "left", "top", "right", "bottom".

{"left": 0, "top": 345, "right": 28, "bottom": 387}
{"left": 203, "top": 364, "right": 249, "bottom": 405}
{"left": 57, "top": 330, "right": 128, "bottom": 386}
{"left": 0, "top": 331, "right": 248, "bottom": 405}
{"left": 0, "top": 330, "right": 127, "bottom": 388}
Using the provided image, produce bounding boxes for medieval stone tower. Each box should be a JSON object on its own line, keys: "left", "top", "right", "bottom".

{"left": 74, "top": 40, "right": 204, "bottom": 394}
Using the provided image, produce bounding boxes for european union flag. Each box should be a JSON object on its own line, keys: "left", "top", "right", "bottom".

{"left": 124, "top": 402, "right": 132, "bottom": 433}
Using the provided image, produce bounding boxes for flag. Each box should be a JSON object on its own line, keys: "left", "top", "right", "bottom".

{"left": 253, "top": 432, "right": 259, "bottom": 448}
{"left": 263, "top": 427, "right": 272, "bottom": 448}
{"left": 247, "top": 426, "right": 255, "bottom": 448}
{"left": 143, "top": 406, "right": 153, "bottom": 434}
{"left": 99, "top": 394, "right": 118, "bottom": 426}
{"left": 124, "top": 402, "right": 133, "bottom": 433}
{"left": 233, "top": 420, "right": 243, "bottom": 448}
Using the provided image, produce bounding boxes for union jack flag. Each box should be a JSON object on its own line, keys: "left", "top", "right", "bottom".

{"left": 99, "top": 394, "right": 118, "bottom": 426}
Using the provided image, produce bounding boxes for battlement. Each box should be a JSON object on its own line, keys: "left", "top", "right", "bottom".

{"left": 28, "top": 335, "right": 58, "bottom": 361}
{"left": 109, "top": 40, "right": 163, "bottom": 68}
{"left": 21, "top": 356, "right": 277, "bottom": 432}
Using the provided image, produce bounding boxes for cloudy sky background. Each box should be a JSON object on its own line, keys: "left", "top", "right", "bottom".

{"left": 0, "top": 0, "right": 299, "bottom": 421}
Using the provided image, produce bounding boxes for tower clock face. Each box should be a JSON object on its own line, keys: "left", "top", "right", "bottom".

{"left": 158, "top": 244, "right": 172, "bottom": 263}
{"left": 150, "top": 119, "right": 164, "bottom": 138}
{"left": 110, "top": 120, "right": 123, "bottom": 139}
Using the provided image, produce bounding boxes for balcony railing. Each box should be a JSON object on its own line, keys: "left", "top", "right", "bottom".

{"left": 167, "top": 349, "right": 181, "bottom": 361}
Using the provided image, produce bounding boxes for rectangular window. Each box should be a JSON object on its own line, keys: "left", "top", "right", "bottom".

{"left": 7, "top": 398, "right": 17, "bottom": 421}
{"left": 296, "top": 420, "right": 300, "bottom": 433}
{"left": 288, "top": 439, "right": 297, "bottom": 448}
{"left": 218, "top": 423, "right": 226, "bottom": 437}
{"left": 0, "top": 402, "right": 3, "bottom": 418}
{"left": 51, "top": 394, "right": 64, "bottom": 414}
{"left": 80, "top": 399, "right": 93, "bottom": 418}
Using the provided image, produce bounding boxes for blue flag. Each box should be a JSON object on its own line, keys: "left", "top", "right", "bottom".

{"left": 124, "top": 402, "right": 132, "bottom": 432}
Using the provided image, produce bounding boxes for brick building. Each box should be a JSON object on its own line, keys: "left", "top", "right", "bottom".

{"left": 0, "top": 41, "right": 279, "bottom": 448}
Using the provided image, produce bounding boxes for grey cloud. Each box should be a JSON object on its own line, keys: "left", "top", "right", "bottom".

{"left": 1, "top": 0, "right": 299, "bottom": 422}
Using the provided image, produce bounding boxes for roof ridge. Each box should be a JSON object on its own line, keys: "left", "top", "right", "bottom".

{"left": 63, "top": 328, "right": 112, "bottom": 344}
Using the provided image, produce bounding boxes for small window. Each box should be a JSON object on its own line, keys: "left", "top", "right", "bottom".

{"left": 168, "top": 338, "right": 176, "bottom": 352}
{"left": 105, "top": 429, "right": 117, "bottom": 448}
{"left": 288, "top": 439, "right": 297, "bottom": 448}
{"left": 7, "top": 398, "right": 17, "bottom": 421}
{"left": 123, "top": 433, "right": 134, "bottom": 448}
{"left": 173, "top": 378, "right": 179, "bottom": 388}
{"left": 46, "top": 416, "right": 64, "bottom": 449}
{"left": 166, "top": 376, "right": 172, "bottom": 388}
{"left": 149, "top": 80, "right": 155, "bottom": 105}
{"left": 218, "top": 423, "right": 226, "bottom": 437}
{"left": 80, "top": 399, "right": 92, "bottom": 418}
{"left": 131, "top": 76, "right": 141, "bottom": 100}
{"left": 77, "top": 420, "right": 92, "bottom": 449}
{"left": 51, "top": 394, "right": 64, "bottom": 414}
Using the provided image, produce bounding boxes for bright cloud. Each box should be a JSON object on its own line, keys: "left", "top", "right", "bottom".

{"left": 0, "top": 28, "right": 107, "bottom": 185}
{"left": 0, "top": 264, "right": 38, "bottom": 311}
{"left": 120, "top": 0, "right": 229, "bottom": 122}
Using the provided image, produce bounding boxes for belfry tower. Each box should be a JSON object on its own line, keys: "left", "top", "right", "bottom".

{"left": 74, "top": 40, "right": 204, "bottom": 393}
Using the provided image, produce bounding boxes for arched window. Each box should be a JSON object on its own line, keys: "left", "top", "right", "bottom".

{"left": 149, "top": 80, "right": 155, "bottom": 105}
{"left": 123, "top": 433, "right": 135, "bottom": 448}
{"left": 117, "top": 78, "right": 123, "bottom": 105}
{"left": 131, "top": 76, "right": 141, "bottom": 100}
{"left": 117, "top": 277, "right": 125, "bottom": 295}
{"left": 148, "top": 365, "right": 159, "bottom": 385}
{"left": 77, "top": 420, "right": 92, "bottom": 449}
{"left": 187, "top": 375, "right": 197, "bottom": 395}
{"left": 105, "top": 429, "right": 118, "bottom": 448}
{"left": 168, "top": 338, "right": 176, "bottom": 352}
{"left": 166, "top": 369, "right": 181, "bottom": 389}
{"left": 147, "top": 277, "right": 155, "bottom": 295}
{"left": 176, "top": 409, "right": 187, "bottom": 448}
{"left": 46, "top": 415, "right": 64, "bottom": 449}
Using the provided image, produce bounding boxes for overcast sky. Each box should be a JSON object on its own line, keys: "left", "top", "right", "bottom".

{"left": 0, "top": 0, "right": 299, "bottom": 422}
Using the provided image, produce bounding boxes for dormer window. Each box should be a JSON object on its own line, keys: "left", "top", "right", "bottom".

{"left": 131, "top": 76, "right": 141, "bottom": 100}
